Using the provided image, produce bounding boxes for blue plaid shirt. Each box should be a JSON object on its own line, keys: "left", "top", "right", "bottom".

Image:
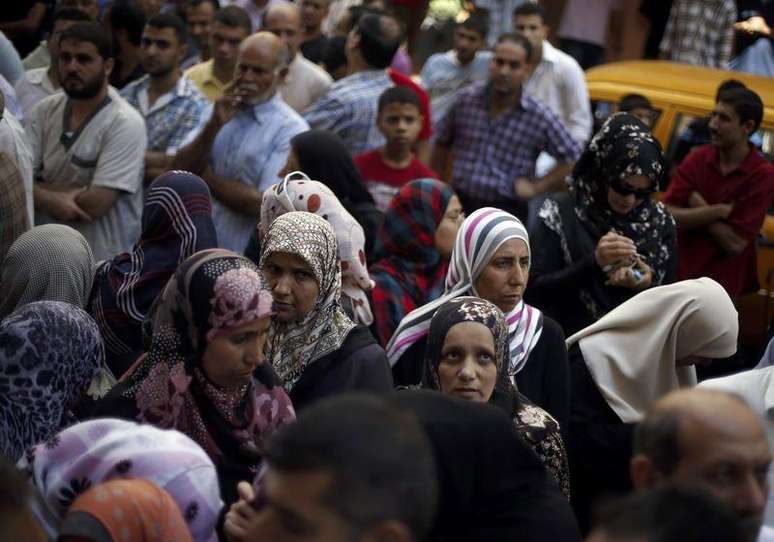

{"left": 121, "top": 75, "right": 207, "bottom": 153}
{"left": 303, "top": 69, "right": 392, "bottom": 155}
{"left": 436, "top": 82, "right": 581, "bottom": 202}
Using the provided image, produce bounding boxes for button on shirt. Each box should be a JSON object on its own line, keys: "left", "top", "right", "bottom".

{"left": 14, "top": 67, "right": 57, "bottom": 120}
{"left": 303, "top": 69, "right": 392, "bottom": 155}
{"left": 435, "top": 82, "right": 581, "bottom": 202}
{"left": 184, "top": 92, "right": 309, "bottom": 252}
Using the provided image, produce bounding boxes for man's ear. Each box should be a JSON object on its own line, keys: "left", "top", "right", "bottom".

{"left": 630, "top": 454, "right": 666, "bottom": 491}
{"left": 104, "top": 57, "right": 114, "bottom": 78}
{"left": 361, "top": 520, "right": 415, "bottom": 542}
{"left": 743, "top": 118, "right": 757, "bottom": 137}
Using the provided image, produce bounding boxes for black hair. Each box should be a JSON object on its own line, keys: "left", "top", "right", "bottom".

{"left": 213, "top": 5, "right": 252, "bottom": 35}
{"left": 322, "top": 35, "right": 347, "bottom": 74}
{"left": 264, "top": 393, "right": 438, "bottom": 538}
{"left": 378, "top": 85, "right": 421, "bottom": 114}
{"left": 619, "top": 93, "right": 653, "bottom": 112}
{"left": 108, "top": 0, "right": 147, "bottom": 46}
{"left": 717, "top": 86, "right": 765, "bottom": 132}
{"left": 146, "top": 13, "right": 187, "bottom": 42}
{"left": 189, "top": 0, "right": 220, "bottom": 9}
{"left": 715, "top": 78, "right": 746, "bottom": 102}
{"left": 633, "top": 406, "right": 682, "bottom": 475}
{"left": 51, "top": 7, "right": 93, "bottom": 28}
{"left": 354, "top": 12, "right": 402, "bottom": 69}
{"left": 458, "top": 13, "right": 488, "bottom": 39}
{"left": 513, "top": 2, "right": 545, "bottom": 21}
{"left": 60, "top": 21, "right": 113, "bottom": 59}
{"left": 496, "top": 31, "right": 533, "bottom": 63}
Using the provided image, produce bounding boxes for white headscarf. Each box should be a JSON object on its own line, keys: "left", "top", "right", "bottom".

{"left": 566, "top": 277, "right": 739, "bottom": 423}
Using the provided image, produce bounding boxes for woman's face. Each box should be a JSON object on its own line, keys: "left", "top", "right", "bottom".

{"left": 201, "top": 317, "right": 271, "bottom": 388}
{"left": 437, "top": 321, "right": 498, "bottom": 403}
{"left": 474, "top": 239, "right": 529, "bottom": 313}
{"left": 606, "top": 174, "right": 652, "bottom": 215}
{"left": 262, "top": 251, "right": 320, "bottom": 323}
{"left": 434, "top": 195, "right": 464, "bottom": 258}
{"left": 278, "top": 147, "right": 301, "bottom": 179}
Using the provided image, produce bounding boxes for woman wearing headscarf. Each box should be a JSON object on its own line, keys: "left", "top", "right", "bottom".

{"left": 59, "top": 479, "right": 193, "bottom": 542}
{"left": 87, "top": 171, "right": 218, "bottom": 377}
{"left": 0, "top": 301, "right": 105, "bottom": 463}
{"left": 421, "top": 296, "right": 570, "bottom": 497}
{"left": 19, "top": 418, "right": 223, "bottom": 542}
{"left": 565, "top": 278, "right": 738, "bottom": 532}
{"left": 527, "top": 113, "right": 677, "bottom": 336}
{"left": 249, "top": 174, "right": 375, "bottom": 326}
{"left": 0, "top": 224, "right": 95, "bottom": 319}
{"left": 388, "top": 208, "right": 569, "bottom": 429}
{"left": 370, "top": 178, "right": 463, "bottom": 346}
{"left": 260, "top": 212, "right": 393, "bottom": 411}
{"left": 0, "top": 151, "right": 30, "bottom": 265}
{"left": 92, "top": 249, "right": 295, "bottom": 506}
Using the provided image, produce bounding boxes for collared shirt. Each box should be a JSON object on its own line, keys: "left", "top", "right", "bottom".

{"left": 184, "top": 59, "right": 228, "bottom": 102}
{"left": 524, "top": 41, "right": 591, "bottom": 145}
{"left": 435, "top": 82, "right": 581, "bottom": 202}
{"left": 420, "top": 50, "right": 492, "bottom": 133}
{"left": 14, "top": 67, "right": 58, "bottom": 120}
{"left": 183, "top": 92, "right": 309, "bottom": 252}
{"left": 663, "top": 143, "right": 774, "bottom": 297}
{"left": 279, "top": 53, "right": 332, "bottom": 113}
{"left": 21, "top": 40, "right": 50, "bottom": 70}
{"left": 121, "top": 74, "right": 208, "bottom": 153}
{"left": 659, "top": 0, "right": 736, "bottom": 69}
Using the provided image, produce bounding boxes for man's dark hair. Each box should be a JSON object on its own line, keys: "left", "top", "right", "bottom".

{"left": 619, "top": 93, "right": 653, "bottom": 113}
{"left": 716, "top": 78, "right": 746, "bottom": 102}
{"left": 354, "top": 12, "right": 402, "bottom": 69}
{"left": 717, "top": 87, "right": 764, "bottom": 132}
{"left": 60, "top": 21, "right": 113, "bottom": 59}
{"left": 633, "top": 405, "right": 682, "bottom": 475}
{"left": 513, "top": 2, "right": 545, "bottom": 21}
{"left": 264, "top": 394, "right": 438, "bottom": 538}
{"left": 108, "top": 0, "right": 147, "bottom": 46}
{"left": 592, "top": 487, "right": 746, "bottom": 542}
{"left": 189, "top": 0, "right": 220, "bottom": 9}
{"left": 496, "top": 32, "right": 533, "bottom": 63}
{"left": 146, "top": 12, "right": 188, "bottom": 42}
{"left": 322, "top": 35, "right": 347, "bottom": 74}
{"left": 459, "top": 13, "right": 489, "bottom": 39}
{"left": 51, "top": 7, "right": 93, "bottom": 28}
{"left": 213, "top": 5, "right": 252, "bottom": 35}
{"left": 378, "top": 85, "right": 421, "bottom": 114}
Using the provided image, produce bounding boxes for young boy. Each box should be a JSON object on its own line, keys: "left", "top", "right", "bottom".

{"left": 354, "top": 86, "right": 439, "bottom": 211}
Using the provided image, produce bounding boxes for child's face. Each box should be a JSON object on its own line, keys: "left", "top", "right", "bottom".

{"left": 378, "top": 102, "right": 423, "bottom": 150}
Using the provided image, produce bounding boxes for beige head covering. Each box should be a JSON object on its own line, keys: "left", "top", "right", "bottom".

{"left": 566, "top": 278, "right": 738, "bottom": 423}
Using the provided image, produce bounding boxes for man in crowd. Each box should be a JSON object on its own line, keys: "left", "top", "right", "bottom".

{"left": 172, "top": 32, "right": 308, "bottom": 253}
{"left": 304, "top": 11, "right": 402, "bottom": 155}
{"left": 225, "top": 0, "right": 281, "bottom": 31}
{"left": 431, "top": 32, "right": 581, "bottom": 221}
{"left": 186, "top": 0, "right": 219, "bottom": 65}
{"left": 263, "top": 2, "right": 332, "bottom": 113}
{"left": 22, "top": 0, "right": 99, "bottom": 70}
{"left": 27, "top": 22, "right": 147, "bottom": 261}
{"left": 121, "top": 13, "right": 208, "bottom": 183}
{"left": 185, "top": 5, "right": 251, "bottom": 101}
{"left": 663, "top": 86, "right": 774, "bottom": 298}
{"left": 299, "top": 0, "right": 329, "bottom": 65}
{"left": 659, "top": 0, "right": 736, "bottom": 69}
{"left": 107, "top": 0, "right": 147, "bottom": 89}
{"left": 631, "top": 388, "right": 773, "bottom": 542}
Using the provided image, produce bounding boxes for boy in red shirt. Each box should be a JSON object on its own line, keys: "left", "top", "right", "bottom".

{"left": 354, "top": 86, "right": 439, "bottom": 211}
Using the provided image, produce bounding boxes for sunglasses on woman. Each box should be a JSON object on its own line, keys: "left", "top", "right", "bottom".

{"left": 610, "top": 178, "right": 657, "bottom": 199}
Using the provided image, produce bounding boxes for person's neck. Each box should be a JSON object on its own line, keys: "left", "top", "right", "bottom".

{"left": 148, "top": 69, "right": 180, "bottom": 105}
{"left": 380, "top": 143, "right": 413, "bottom": 168}
{"left": 302, "top": 24, "right": 322, "bottom": 41}
{"left": 68, "top": 85, "right": 108, "bottom": 128}
{"left": 489, "top": 86, "right": 521, "bottom": 116}
{"left": 47, "top": 64, "right": 60, "bottom": 89}
{"left": 213, "top": 60, "right": 234, "bottom": 84}
{"left": 717, "top": 139, "right": 751, "bottom": 173}
{"left": 346, "top": 53, "right": 371, "bottom": 76}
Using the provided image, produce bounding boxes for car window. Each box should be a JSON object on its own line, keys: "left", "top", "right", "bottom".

{"left": 591, "top": 100, "right": 662, "bottom": 133}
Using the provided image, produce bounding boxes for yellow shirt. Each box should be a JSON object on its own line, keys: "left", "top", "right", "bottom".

{"left": 184, "top": 59, "right": 228, "bottom": 102}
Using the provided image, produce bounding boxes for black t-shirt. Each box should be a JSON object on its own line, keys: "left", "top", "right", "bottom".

{"left": 0, "top": 0, "right": 55, "bottom": 58}
{"left": 300, "top": 34, "right": 329, "bottom": 66}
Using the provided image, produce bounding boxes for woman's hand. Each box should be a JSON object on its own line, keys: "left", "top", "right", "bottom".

{"left": 595, "top": 231, "right": 637, "bottom": 268}
{"left": 607, "top": 259, "right": 653, "bottom": 290}
{"left": 224, "top": 482, "right": 259, "bottom": 542}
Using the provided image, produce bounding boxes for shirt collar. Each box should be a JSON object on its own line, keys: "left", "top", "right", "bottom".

{"left": 539, "top": 40, "right": 559, "bottom": 65}
{"left": 710, "top": 142, "right": 763, "bottom": 175}
{"left": 203, "top": 59, "right": 227, "bottom": 86}
{"left": 27, "top": 68, "right": 56, "bottom": 92}
{"left": 482, "top": 82, "right": 531, "bottom": 112}
{"left": 247, "top": 92, "right": 282, "bottom": 121}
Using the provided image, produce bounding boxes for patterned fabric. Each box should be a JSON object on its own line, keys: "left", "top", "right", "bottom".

{"left": 0, "top": 301, "right": 104, "bottom": 462}
{"left": 61, "top": 479, "right": 193, "bottom": 542}
{"left": 0, "top": 225, "right": 95, "bottom": 319}
{"left": 303, "top": 70, "right": 393, "bottom": 155}
{"left": 114, "top": 249, "right": 295, "bottom": 470}
{"left": 88, "top": 171, "right": 218, "bottom": 375}
{"left": 388, "top": 207, "right": 543, "bottom": 376}
{"left": 121, "top": 75, "right": 208, "bottom": 152}
{"left": 659, "top": 0, "right": 736, "bottom": 69}
{"left": 260, "top": 174, "right": 375, "bottom": 325}
{"left": 370, "top": 179, "right": 455, "bottom": 346}
{"left": 539, "top": 113, "right": 675, "bottom": 319}
{"left": 19, "top": 418, "right": 222, "bottom": 542}
{"left": 261, "top": 212, "right": 357, "bottom": 390}
{"left": 0, "top": 151, "right": 29, "bottom": 265}
{"left": 435, "top": 82, "right": 581, "bottom": 202}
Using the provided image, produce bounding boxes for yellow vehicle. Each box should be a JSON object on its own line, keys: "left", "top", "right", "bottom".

{"left": 586, "top": 60, "right": 774, "bottom": 348}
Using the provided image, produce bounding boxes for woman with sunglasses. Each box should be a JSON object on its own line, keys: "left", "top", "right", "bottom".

{"left": 526, "top": 113, "right": 677, "bottom": 336}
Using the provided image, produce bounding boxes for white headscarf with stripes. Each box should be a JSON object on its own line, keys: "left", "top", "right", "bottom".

{"left": 386, "top": 207, "right": 544, "bottom": 375}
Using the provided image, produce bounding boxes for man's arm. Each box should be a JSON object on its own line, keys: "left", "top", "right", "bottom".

{"left": 707, "top": 221, "right": 749, "bottom": 255}
{"left": 33, "top": 184, "right": 91, "bottom": 222}
{"left": 76, "top": 186, "right": 120, "bottom": 220}
{"left": 203, "top": 168, "right": 262, "bottom": 217}
{"left": 664, "top": 203, "right": 731, "bottom": 230}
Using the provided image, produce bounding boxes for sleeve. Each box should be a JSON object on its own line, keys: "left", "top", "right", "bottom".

{"left": 561, "top": 60, "right": 592, "bottom": 145}
{"left": 542, "top": 109, "right": 582, "bottom": 163}
{"left": 92, "top": 114, "right": 147, "bottom": 193}
{"left": 726, "top": 167, "right": 774, "bottom": 240}
{"left": 434, "top": 91, "right": 457, "bottom": 147}
{"left": 257, "top": 118, "right": 310, "bottom": 191}
{"left": 661, "top": 151, "right": 701, "bottom": 207}
{"left": 303, "top": 91, "right": 347, "bottom": 132}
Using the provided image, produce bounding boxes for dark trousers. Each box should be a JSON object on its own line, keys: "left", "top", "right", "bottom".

{"left": 560, "top": 38, "right": 605, "bottom": 71}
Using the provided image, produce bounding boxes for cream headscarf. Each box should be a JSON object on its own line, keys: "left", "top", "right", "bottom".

{"left": 566, "top": 278, "right": 738, "bottom": 423}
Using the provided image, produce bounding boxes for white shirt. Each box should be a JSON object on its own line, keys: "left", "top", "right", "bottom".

{"left": 14, "top": 67, "right": 57, "bottom": 120}
{"left": 280, "top": 53, "right": 333, "bottom": 113}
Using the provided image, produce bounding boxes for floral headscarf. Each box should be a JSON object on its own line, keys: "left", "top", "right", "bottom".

{"left": 0, "top": 301, "right": 104, "bottom": 462}
{"left": 260, "top": 212, "right": 357, "bottom": 391}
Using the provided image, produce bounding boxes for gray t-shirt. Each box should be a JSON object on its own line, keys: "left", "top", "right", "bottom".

{"left": 26, "top": 86, "right": 147, "bottom": 261}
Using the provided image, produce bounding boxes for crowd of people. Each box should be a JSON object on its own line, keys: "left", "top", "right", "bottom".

{"left": 1, "top": 0, "right": 774, "bottom": 541}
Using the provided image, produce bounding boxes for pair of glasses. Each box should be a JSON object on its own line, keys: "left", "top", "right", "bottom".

{"left": 610, "top": 178, "right": 657, "bottom": 199}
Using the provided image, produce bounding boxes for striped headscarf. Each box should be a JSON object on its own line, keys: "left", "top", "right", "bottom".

{"left": 387, "top": 208, "right": 543, "bottom": 375}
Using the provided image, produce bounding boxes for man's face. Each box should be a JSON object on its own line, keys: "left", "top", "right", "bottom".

{"left": 233, "top": 43, "right": 282, "bottom": 106}
{"left": 211, "top": 22, "right": 250, "bottom": 72}
{"left": 140, "top": 25, "right": 184, "bottom": 77}
{"left": 489, "top": 40, "right": 528, "bottom": 96}
{"left": 513, "top": 14, "right": 547, "bottom": 56}
{"left": 264, "top": 10, "right": 302, "bottom": 59}
{"left": 61, "top": 0, "right": 99, "bottom": 19}
{"left": 58, "top": 38, "right": 110, "bottom": 99}
{"left": 709, "top": 101, "right": 754, "bottom": 150}
{"left": 453, "top": 27, "right": 484, "bottom": 64}
{"left": 300, "top": 0, "right": 328, "bottom": 32}
{"left": 187, "top": 1, "right": 216, "bottom": 53}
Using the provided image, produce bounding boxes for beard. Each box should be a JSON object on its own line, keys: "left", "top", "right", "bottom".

{"left": 237, "top": 82, "right": 274, "bottom": 107}
{"left": 62, "top": 73, "right": 105, "bottom": 99}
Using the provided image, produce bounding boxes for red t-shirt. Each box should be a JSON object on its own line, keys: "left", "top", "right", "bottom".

{"left": 354, "top": 149, "right": 440, "bottom": 211}
{"left": 662, "top": 143, "right": 774, "bottom": 297}
{"left": 388, "top": 68, "right": 433, "bottom": 141}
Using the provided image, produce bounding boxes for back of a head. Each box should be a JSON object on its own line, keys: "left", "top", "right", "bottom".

{"left": 108, "top": 0, "right": 147, "bottom": 46}
{"left": 619, "top": 93, "right": 652, "bottom": 113}
{"left": 717, "top": 86, "right": 764, "bottom": 133}
{"left": 264, "top": 393, "right": 438, "bottom": 539}
{"left": 355, "top": 12, "right": 402, "bottom": 69}
{"left": 214, "top": 5, "right": 252, "bottom": 35}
